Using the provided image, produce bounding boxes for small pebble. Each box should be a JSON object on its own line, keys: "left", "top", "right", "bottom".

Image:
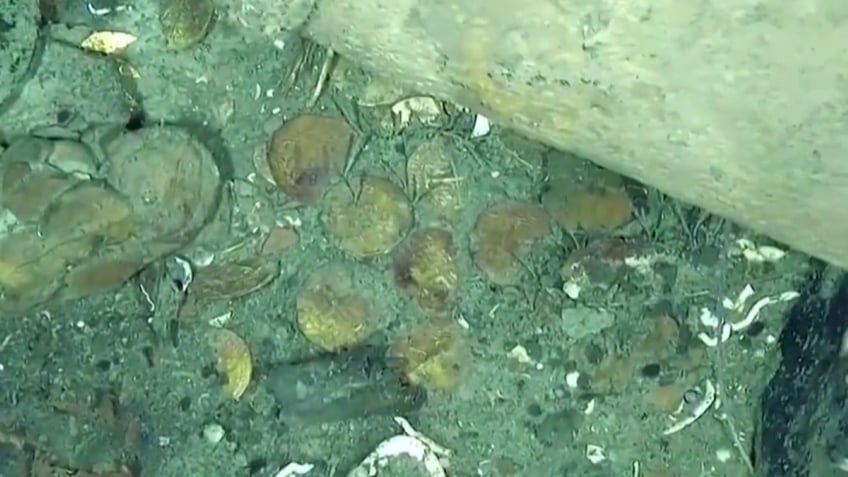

{"left": 683, "top": 388, "right": 703, "bottom": 407}
{"left": 203, "top": 423, "right": 225, "bottom": 444}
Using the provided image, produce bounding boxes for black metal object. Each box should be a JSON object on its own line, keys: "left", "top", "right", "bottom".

{"left": 263, "top": 345, "right": 427, "bottom": 427}
{"left": 755, "top": 265, "right": 848, "bottom": 476}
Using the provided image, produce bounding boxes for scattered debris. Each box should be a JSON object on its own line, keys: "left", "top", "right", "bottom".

{"left": 207, "top": 311, "right": 232, "bottom": 328}
{"left": 560, "top": 237, "right": 643, "bottom": 300}
{"left": 308, "top": 46, "right": 335, "bottom": 107}
{"left": 347, "top": 417, "right": 451, "bottom": 477}
{"left": 730, "top": 238, "right": 787, "bottom": 263}
{"left": 392, "top": 97, "right": 444, "bottom": 130}
{"left": 165, "top": 255, "right": 194, "bottom": 294}
{"left": 565, "top": 371, "right": 581, "bottom": 389}
{"left": 86, "top": 1, "right": 132, "bottom": 16}
{"left": 697, "top": 285, "right": 799, "bottom": 347}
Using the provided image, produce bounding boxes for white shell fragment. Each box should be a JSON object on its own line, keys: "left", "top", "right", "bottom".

{"left": 565, "top": 371, "right": 581, "bottom": 389}
{"left": 470, "top": 114, "right": 491, "bottom": 138}
{"left": 202, "top": 423, "right": 225, "bottom": 444}
{"left": 207, "top": 311, "right": 233, "bottom": 328}
{"left": 167, "top": 255, "right": 194, "bottom": 293}
{"left": 81, "top": 31, "right": 137, "bottom": 54}
{"left": 699, "top": 307, "right": 720, "bottom": 328}
{"left": 273, "top": 462, "right": 315, "bottom": 477}
{"left": 347, "top": 417, "right": 451, "bottom": 477}
{"left": 731, "top": 238, "right": 787, "bottom": 263}
{"left": 697, "top": 285, "right": 799, "bottom": 347}
{"left": 663, "top": 380, "right": 717, "bottom": 435}
{"left": 729, "top": 291, "right": 798, "bottom": 333}
{"left": 721, "top": 284, "right": 755, "bottom": 312}
{"left": 507, "top": 344, "right": 534, "bottom": 365}
{"left": 391, "top": 97, "right": 443, "bottom": 129}
{"left": 562, "top": 280, "right": 581, "bottom": 299}
{"left": 697, "top": 323, "right": 732, "bottom": 347}
{"left": 585, "top": 445, "right": 607, "bottom": 464}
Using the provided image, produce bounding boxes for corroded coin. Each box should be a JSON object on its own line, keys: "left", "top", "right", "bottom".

{"left": 296, "top": 264, "right": 376, "bottom": 351}
{"left": 159, "top": 0, "right": 215, "bottom": 50}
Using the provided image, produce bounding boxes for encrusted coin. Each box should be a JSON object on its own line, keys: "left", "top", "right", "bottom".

{"left": 159, "top": 0, "right": 215, "bottom": 50}
{"left": 322, "top": 176, "right": 413, "bottom": 258}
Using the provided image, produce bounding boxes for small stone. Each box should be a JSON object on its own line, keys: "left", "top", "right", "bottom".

{"left": 203, "top": 423, "right": 225, "bottom": 444}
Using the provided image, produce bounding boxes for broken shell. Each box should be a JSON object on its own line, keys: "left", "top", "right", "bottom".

{"left": 202, "top": 423, "right": 225, "bottom": 444}
{"left": 470, "top": 114, "right": 491, "bottom": 138}
{"left": 347, "top": 417, "right": 450, "bottom": 477}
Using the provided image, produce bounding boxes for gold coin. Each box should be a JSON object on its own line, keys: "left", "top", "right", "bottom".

{"left": 159, "top": 0, "right": 215, "bottom": 50}
{"left": 322, "top": 176, "right": 413, "bottom": 258}
{"left": 470, "top": 201, "right": 552, "bottom": 286}
{"left": 405, "top": 135, "right": 461, "bottom": 220}
{"left": 296, "top": 264, "right": 374, "bottom": 351}
{"left": 266, "top": 114, "right": 354, "bottom": 204}
{"left": 389, "top": 320, "right": 467, "bottom": 392}
{"left": 214, "top": 329, "right": 252, "bottom": 400}
{"left": 392, "top": 228, "right": 458, "bottom": 314}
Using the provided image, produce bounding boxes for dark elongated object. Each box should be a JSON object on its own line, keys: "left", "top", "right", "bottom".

{"left": 263, "top": 345, "right": 426, "bottom": 426}
{"left": 756, "top": 266, "right": 848, "bottom": 476}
